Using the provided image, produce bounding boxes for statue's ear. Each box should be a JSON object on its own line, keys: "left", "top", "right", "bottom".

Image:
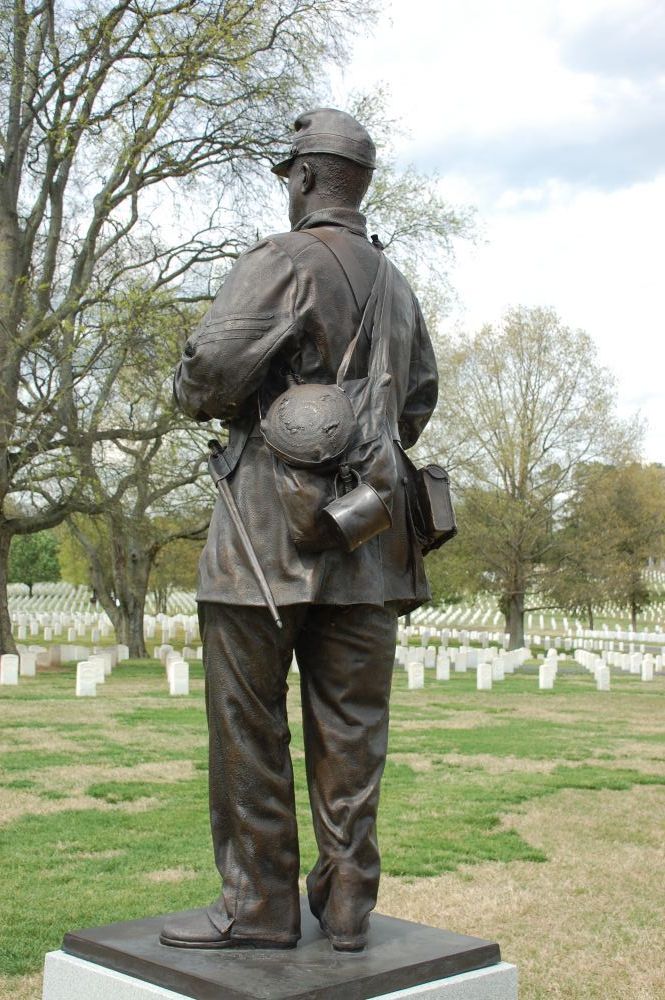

{"left": 301, "top": 161, "right": 315, "bottom": 193}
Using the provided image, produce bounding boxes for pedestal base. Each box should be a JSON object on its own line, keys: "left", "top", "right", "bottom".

{"left": 47, "top": 900, "right": 515, "bottom": 1000}
{"left": 43, "top": 952, "right": 518, "bottom": 1000}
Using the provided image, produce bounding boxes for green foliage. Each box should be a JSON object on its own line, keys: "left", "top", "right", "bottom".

{"left": 8, "top": 532, "right": 60, "bottom": 594}
{"left": 55, "top": 525, "right": 90, "bottom": 586}
{"left": 546, "top": 462, "right": 665, "bottom": 627}
{"left": 422, "top": 307, "right": 637, "bottom": 645}
{"left": 149, "top": 534, "right": 202, "bottom": 614}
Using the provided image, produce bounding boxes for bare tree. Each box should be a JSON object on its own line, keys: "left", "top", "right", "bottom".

{"left": 0, "top": 0, "right": 377, "bottom": 652}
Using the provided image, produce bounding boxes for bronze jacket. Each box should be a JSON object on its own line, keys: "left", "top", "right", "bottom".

{"left": 174, "top": 207, "right": 438, "bottom": 612}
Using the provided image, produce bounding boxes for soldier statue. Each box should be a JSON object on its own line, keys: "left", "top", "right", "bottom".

{"left": 161, "top": 108, "right": 438, "bottom": 953}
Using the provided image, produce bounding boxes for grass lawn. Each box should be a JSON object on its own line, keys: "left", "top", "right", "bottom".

{"left": 0, "top": 657, "right": 664, "bottom": 999}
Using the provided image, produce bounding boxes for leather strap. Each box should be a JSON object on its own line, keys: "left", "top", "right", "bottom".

{"left": 308, "top": 227, "right": 389, "bottom": 385}
{"left": 309, "top": 226, "right": 378, "bottom": 312}
{"left": 336, "top": 253, "right": 388, "bottom": 385}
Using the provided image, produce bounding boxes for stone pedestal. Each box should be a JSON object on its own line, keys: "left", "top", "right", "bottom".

{"left": 44, "top": 902, "right": 516, "bottom": 1000}
{"left": 43, "top": 951, "right": 518, "bottom": 999}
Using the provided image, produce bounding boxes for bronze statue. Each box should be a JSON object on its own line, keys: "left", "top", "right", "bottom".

{"left": 162, "top": 108, "right": 438, "bottom": 953}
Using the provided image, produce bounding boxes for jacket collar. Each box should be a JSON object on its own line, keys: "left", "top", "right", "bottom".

{"left": 292, "top": 207, "right": 368, "bottom": 239}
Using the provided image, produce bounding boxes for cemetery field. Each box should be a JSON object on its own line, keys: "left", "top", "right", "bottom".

{"left": 0, "top": 661, "right": 664, "bottom": 1000}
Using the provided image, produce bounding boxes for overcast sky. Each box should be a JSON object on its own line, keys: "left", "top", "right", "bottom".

{"left": 330, "top": 0, "right": 665, "bottom": 462}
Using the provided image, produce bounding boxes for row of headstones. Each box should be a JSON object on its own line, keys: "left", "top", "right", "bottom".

{"left": 76, "top": 644, "right": 196, "bottom": 697}
{"left": 574, "top": 649, "right": 660, "bottom": 688}
{"left": 154, "top": 643, "right": 202, "bottom": 663}
{"left": 159, "top": 646, "right": 190, "bottom": 696}
{"left": 410, "top": 605, "right": 664, "bottom": 642}
{"left": 413, "top": 601, "right": 665, "bottom": 638}
{"left": 398, "top": 626, "right": 513, "bottom": 649}
{"left": 0, "top": 643, "right": 129, "bottom": 688}
{"left": 401, "top": 646, "right": 532, "bottom": 690}
{"left": 604, "top": 649, "right": 663, "bottom": 676}
{"left": 9, "top": 582, "right": 200, "bottom": 617}
{"left": 401, "top": 622, "right": 665, "bottom": 662}
{"left": 12, "top": 609, "right": 201, "bottom": 646}
{"left": 146, "top": 618, "right": 200, "bottom": 643}
{"left": 75, "top": 648, "right": 126, "bottom": 695}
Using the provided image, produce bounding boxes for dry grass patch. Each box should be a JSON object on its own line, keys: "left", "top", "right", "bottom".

{"left": 392, "top": 713, "right": 497, "bottom": 731}
{"left": 378, "top": 784, "right": 665, "bottom": 1000}
{"left": 0, "top": 971, "right": 42, "bottom": 1000}
{"left": 438, "top": 752, "right": 559, "bottom": 775}
{"left": 0, "top": 787, "right": 164, "bottom": 825}
{"left": 388, "top": 753, "right": 435, "bottom": 772}
{"left": 39, "top": 758, "right": 195, "bottom": 793}
{"left": 144, "top": 867, "right": 197, "bottom": 883}
{"left": 73, "top": 849, "right": 125, "bottom": 860}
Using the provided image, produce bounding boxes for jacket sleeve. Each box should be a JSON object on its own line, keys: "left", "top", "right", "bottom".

{"left": 398, "top": 296, "right": 439, "bottom": 448}
{"left": 173, "top": 239, "right": 300, "bottom": 421}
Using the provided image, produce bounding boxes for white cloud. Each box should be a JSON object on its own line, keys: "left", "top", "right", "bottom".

{"left": 331, "top": 0, "right": 665, "bottom": 461}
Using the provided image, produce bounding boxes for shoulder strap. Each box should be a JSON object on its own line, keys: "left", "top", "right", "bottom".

{"left": 336, "top": 253, "right": 388, "bottom": 385}
{"left": 308, "top": 227, "right": 389, "bottom": 385}
{"left": 308, "top": 226, "right": 378, "bottom": 313}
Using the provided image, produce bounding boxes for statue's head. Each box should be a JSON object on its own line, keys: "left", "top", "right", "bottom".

{"left": 272, "top": 108, "right": 376, "bottom": 227}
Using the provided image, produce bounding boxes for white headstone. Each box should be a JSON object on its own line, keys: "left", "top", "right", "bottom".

{"left": 596, "top": 666, "right": 611, "bottom": 691}
{"left": 17, "top": 625, "right": 27, "bottom": 640}
{"left": 116, "top": 643, "right": 130, "bottom": 662}
{"left": 407, "top": 661, "right": 424, "bottom": 690}
{"left": 169, "top": 661, "right": 189, "bottom": 696}
{"left": 641, "top": 656, "right": 654, "bottom": 682}
{"left": 539, "top": 664, "right": 555, "bottom": 690}
{"left": 435, "top": 654, "right": 450, "bottom": 681}
{"left": 76, "top": 662, "right": 97, "bottom": 697}
{"left": 0, "top": 653, "right": 19, "bottom": 685}
{"left": 43, "top": 627, "right": 53, "bottom": 641}
{"left": 159, "top": 644, "right": 174, "bottom": 665}
{"left": 87, "top": 656, "right": 106, "bottom": 684}
{"left": 491, "top": 660, "right": 505, "bottom": 682}
{"left": 455, "top": 648, "right": 468, "bottom": 672}
{"left": 19, "top": 651, "right": 37, "bottom": 677}
{"left": 477, "top": 662, "right": 493, "bottom": 690}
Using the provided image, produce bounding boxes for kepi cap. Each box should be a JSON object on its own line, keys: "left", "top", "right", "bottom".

{"left": 271, "top": 108, "right": 376, "bottom": 177}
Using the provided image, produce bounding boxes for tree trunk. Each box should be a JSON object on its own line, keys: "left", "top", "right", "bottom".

{"left": 587, "top": 602, "right": 594, "bottom": 630}
{"left": 0, "top": 529, "right": 17, "bottom": 655}
{"left": 112, "top": 538, "right": 151, "bottom": 659}
{"left": 630, "top": 599, "right": 638, "bottom": 633}
{"left": 506, "top": 591, "right": 525, "bottom": 650}
{"left": 124, "top": 568, "right": 149, "bottom": 659}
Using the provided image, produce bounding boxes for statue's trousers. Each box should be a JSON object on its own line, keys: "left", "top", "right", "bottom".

{"left": 198, "top": 601, "right": 397, "bottom": 945}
